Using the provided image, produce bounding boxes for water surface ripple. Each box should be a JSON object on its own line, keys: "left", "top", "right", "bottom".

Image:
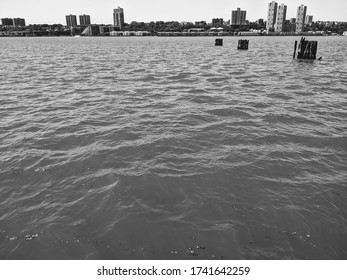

{"left": 0, "top": 36, "right": 346, "bottom": 259}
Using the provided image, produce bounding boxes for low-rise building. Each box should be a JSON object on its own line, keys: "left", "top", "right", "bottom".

{"left": 212, "top": 18, "right": 223, "bottom": 27}
{"left": 305, "top": 15, "right": 313, "bottom": 25}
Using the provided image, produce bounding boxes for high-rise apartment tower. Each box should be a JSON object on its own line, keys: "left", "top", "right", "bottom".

{"left": 13, "top": 18, "right": 26, "bottom": 26}
{"left": 231, "top": 8, "right": 246, "bottom": 25}
{"left": 267, "top": 1, "right": 278, "bottom": 31}
{"left": 113, "top": 6, "right": 124, "bottom": 28}
{"left": 1, "top": 18, "right": 14, "bottom": 25}
{"left": 79, "top": 14, "right": 91, "bottom": 26}
{"left": 66, "top": 14, "right": 77, "bottom": 27}
{"left": 296, "top": 5, "right": 307, "bottom": 33}
{"left": 275, "top": 4, "right": 287, "bottom": 32}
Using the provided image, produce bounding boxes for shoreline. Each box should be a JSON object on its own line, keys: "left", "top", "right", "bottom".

{"left": 0, "top": 33, "right": 340, "bottom": 38}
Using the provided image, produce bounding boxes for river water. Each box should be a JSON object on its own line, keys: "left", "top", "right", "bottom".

{"left": 0, "top": 36, "right": 346, "bottom": 259}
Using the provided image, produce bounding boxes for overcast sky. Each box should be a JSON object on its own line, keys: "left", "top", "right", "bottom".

{"left": 2, "top": 0, "right": 346, "bottom": 25}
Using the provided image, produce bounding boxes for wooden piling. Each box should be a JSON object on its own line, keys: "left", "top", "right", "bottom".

{"left": 215, "top": 38, "right": 223, "bottom": 46}
{"left": 237, "top": 39, "right": 249, "bottom": 50}
{"left": 294, "top": 37, "right": 318, "bottom": 59}
{"left": 293, "top": 40, "right": 297, "bottom": 58}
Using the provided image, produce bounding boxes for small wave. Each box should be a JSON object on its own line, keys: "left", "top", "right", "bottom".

{"left": 207, "top": 108, "right": 253, "bottom": 119}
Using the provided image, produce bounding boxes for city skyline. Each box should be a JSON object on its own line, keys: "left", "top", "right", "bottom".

{"left": 1, "top": 0, "right": 346, "bottom": 25}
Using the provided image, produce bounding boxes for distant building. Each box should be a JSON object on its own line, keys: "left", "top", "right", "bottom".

{"left": 13, "top": 18, "right": 26, "bottom": 26}
{"left": 275, "top": 4, "right": 287, "bottom": 32}
{"left": 284, "top": 21, "right": 296, "bottom": 33}
{"left": 290, "top": 18, "right": 296, "bottom": 24}
{"left": 267, "top": 1, "right": 277, "bottom": 31}
{"left": 296, "top": 5, "right": 307, "bottom": 33}
{"left": 109, "top": 25, "right": 119, "bottom": 32}
{"left": 66, "top": 14, "right": 77, "bottom": 27}
{"left": 257, "top": 18, "right": 264, "bottom": 25}
{"left": 231, "top": 8, "right": 247, "bottom": 25}
{"left": 188, "top": 28, "right": 205, "bottom": 33}
{"left": 79, "top": 14, "right": 91, "bottom": 26}
{"left": 212, "top": 18, "right": 224, "bottom": 27}
{"left": 99, "top": 25, "right": 110, "bottom": 36}
{"left": 113, "top": 6, "right": 124, "bottom": 28}
{"left": 305, "top": 15, "right": 313, "bottom": 25}
{"left": 1, "top": 18, "right": 14, "bottom": 26}
{"left": 195, "top": 21, "right": 207, "bottom": 26}
{"left": 81, "top": 25, "right": 100, "bottom": 36}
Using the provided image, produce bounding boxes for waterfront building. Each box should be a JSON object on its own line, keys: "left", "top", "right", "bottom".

{"left": 296, "top": 5, "right": 307, "bottom": 33}
{"left": 231, "top": 8, "right": 247, "bottom": 25}
{"left": 212, "top": 18, "right": 223, "bottom": 27}
{"left": 79, "top": 14, "right": 91, "bottom": 26}
{"left": 113, "top": 6, "right": 124, "bottom": 28}
{"left": 66, "top": 14, "right": 77, "bottom": 27}
{"left": 109, "top": 25, "right": 119, "bottom": 32}
{"left": 267, "top": 1, "right": 277, "bottom": 31}
{"left": 1, "top": 18, "right": 14, "bottom": 26}
{"left": 305, "top": 15, "right": 313, "bottom": 25}
{"left": 81, "top": 25, "right": 100, "bottom": 36}
{"left": 188, "top": 28, "right": 205, "bottom": 33}
{"left": 275, "top": 4, "right": 287, "bottom": 32}
{"left": 135, "top": 31, "right": 150, "bottom": 36}
{"left": 99, "top": 25, "right": 109, "bottom": 36}
{"left": 13, "top": 18, "right": 26, "bottom": 26}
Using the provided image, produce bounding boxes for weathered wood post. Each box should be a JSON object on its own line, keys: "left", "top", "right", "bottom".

{"left": 293, "top": 40, "right": 298, "bottom": 58}
{"left": 215, "top": 38, "right": 223, "bottom": 46}
{"left": 237, "top": 39, "right": 249, "bottom": 50}
{"left": 294, "top": 37, "right": 318, "bottom": 59}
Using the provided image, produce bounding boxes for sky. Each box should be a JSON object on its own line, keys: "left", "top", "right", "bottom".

{"left": 1, "top": 0, "right": 346, "bottom": 25}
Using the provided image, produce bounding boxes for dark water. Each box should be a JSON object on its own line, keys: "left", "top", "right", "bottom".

{"left": 0, "top": 36, "right": 346, "bottom": 259}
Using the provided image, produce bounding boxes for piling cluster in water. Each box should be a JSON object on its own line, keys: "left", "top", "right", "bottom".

{"left": 215, "top": 37, "right": 320, "bottom": 59}
{"left": 293, "top": 37, "right": 318, "bottom": 59}
{"left": 237, "top": 39, "right": 249, "bottom": 50}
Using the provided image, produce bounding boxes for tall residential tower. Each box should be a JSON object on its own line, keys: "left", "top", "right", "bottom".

{"left": 79, "top": 14, "right": 91, "bottom": 26}
{"left": 231, "top": 8, "right": 247, "bottom": 25}
{"left": 66, "top": 14, "right": 77, "bottom": 27}
{"left": 267, "top": 1, "right": 278, "bottom": 31}
{"left": 113, "top": 6, "right": 124, "bottom": 28}
{"left": 1, "top": 18, "right": 14, "bottom": 25}
{"left": 275, "top": 4, "right": 287, "bottom": 32}
{"left": 296, "top": 5, "right": 307, "bottom": 33}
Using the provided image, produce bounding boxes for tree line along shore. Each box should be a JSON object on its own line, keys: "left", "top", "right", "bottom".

{"left": 1, "top": 20, "right": 346, "bottom": 37}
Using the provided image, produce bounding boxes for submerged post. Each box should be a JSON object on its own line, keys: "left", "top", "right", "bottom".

{"left": 294, "top": 37, "right": 318, "bottom": 59}
{"left": 237, "top": 39, "right": 249, "bottom": 50}
{"left": 293, "top": 40, "right": 297, "bottom": 58}
{"left": 215, "top": 38, "right": 223, "bottom": 46}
